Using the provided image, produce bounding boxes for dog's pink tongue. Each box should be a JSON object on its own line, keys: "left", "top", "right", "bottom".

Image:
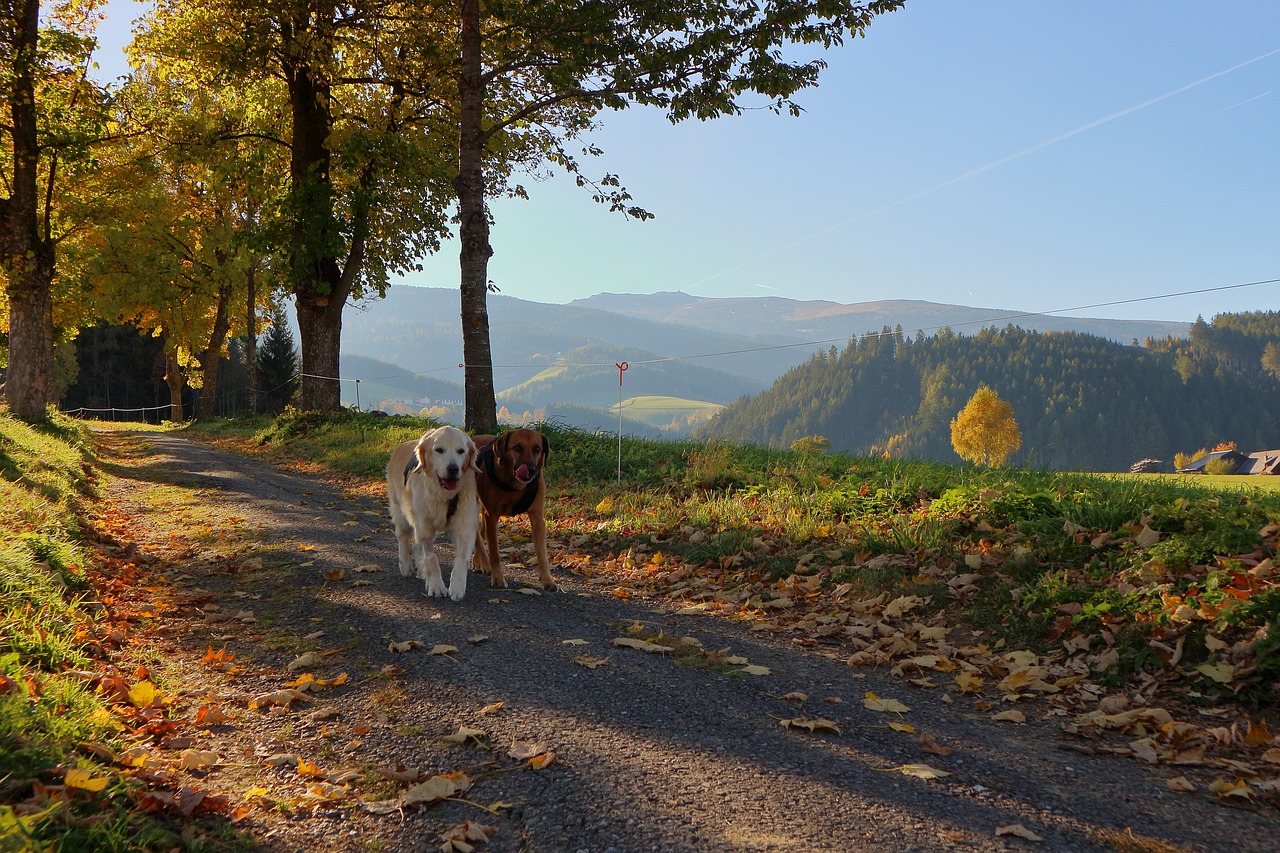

{"left": 516, "top": 464, "right": 532, "bottom": 481}
{"left": 440, "top": 478, "right": 459, "bottom": 491}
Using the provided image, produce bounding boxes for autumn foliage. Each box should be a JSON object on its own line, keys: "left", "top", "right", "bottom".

{"left": 950, "top": 385, "right": 1022, "bottom": 466}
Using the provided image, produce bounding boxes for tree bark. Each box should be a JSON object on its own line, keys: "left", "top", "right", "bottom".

{"left": 457, "top": 0, "right": 497, "bottom": 434}
{"left": 244, "top": 265, "right": 258, "bottom": 414}
{"left": 0, "top": 0, "right": 56, "bottom": 420}
{"left": 196, "top": 281, "right": 232, "bottom": 419}
{"left": 163, "top": 345, "right": 184, "bottom": 422}
{"left": 284, "top": 13, "right": 346, "bottom": 413}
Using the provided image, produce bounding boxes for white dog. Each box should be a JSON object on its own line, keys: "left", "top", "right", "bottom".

{"left": 385, "top": 425, "right": 481, "bottom": 601}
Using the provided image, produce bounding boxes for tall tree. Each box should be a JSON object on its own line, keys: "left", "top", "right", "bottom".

{"left": 133, "top": 0, "right": 458, "bottom": 413}
{"left": 450, "top": 0, "right": 906, "bottom": 432}
{"left": 0, "top": 0, "right": 107, "bottom": 418}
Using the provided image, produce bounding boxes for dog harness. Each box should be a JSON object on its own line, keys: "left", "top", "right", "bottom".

{"left": 477, "top": 444, "right": 540, "bottom": 515}
{"left": 403, "top": 459, "right": 459, "bottom": 520}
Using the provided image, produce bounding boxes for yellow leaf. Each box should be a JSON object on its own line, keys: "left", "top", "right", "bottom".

{"left": 388, "top": 640, "right": 424, "bottom": 653}
{"left": 478, "top": 702, "right": 505, "bottom": 715}
{"left": 738, "top": 665, "right": 772, "bottom": 676}
{"left": 64, "top": 768, "right": 110, "bottom": 792}
{"left": 954, "top": 671, "right": 984, "bottom": 694}
{"left": 574, "top": 656, "right": 610, "bottom": 668}
{"left": 128, "top": 681, "right": 159, "bottom": 708}
{"left": 296, "top": 758, "right": 325, "bottom": 778}
{"left": 992, "top": 709, "right": 1027, "bottom": 723}
{"left": 1208, "top": 778, "right": 1253, "bottom": 799}
{"left": 430, "top": 644, "right": 459, "bottom": 656}
{"left": 1167, "top": 776, "right": 1197, "bottom": 793}
{"left": 889, "top": 763, "right": 950, "bottom": 779}
{"left": 780, "top": 717, "right": 841, "bottom": 735}
{"left": 595, "top": 497, "right": 613, "bottom": 512}
{"left": 889, "top": 721, "right": 916, "bottom": 734}
{"left": 864, "top": 691, "right": 910, "bottom": 714}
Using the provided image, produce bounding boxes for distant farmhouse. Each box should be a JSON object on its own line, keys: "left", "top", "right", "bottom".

{"left": 1176, "top": 449, "right": 1280, "bottom": 475}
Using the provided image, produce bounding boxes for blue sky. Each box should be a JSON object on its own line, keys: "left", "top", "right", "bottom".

{"left": 95, "top": 1, "right": 1280, "bottom": 323}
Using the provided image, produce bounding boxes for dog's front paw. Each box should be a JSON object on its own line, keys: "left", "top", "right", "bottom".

{"left": 425, "top": 579, "right": 449, "bottom": 598}
{"left": 542, "top": 580, "right": 560, "bottom": 592}
{"left": 490, "top": 576, "right": 509, "bottom": 589}
{"left": 398, "top": 560, "right": 415, "bottom": 578}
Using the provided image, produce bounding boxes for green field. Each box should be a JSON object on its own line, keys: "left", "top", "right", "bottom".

{"left": 611, "top": 395, "right": 722, "bottom": 427}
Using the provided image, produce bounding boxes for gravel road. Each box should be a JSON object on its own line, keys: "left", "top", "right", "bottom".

{"left": 102, "top": 432, "right": 1279, "bottom": 852}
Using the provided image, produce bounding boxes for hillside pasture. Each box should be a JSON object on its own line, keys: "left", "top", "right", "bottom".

{"left": 612, "top": 395, "right": 723, "bottom": 428}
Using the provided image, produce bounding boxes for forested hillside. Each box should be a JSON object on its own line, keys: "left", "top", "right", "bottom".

{"left": 702, "top": 317, "right": 1280, "bottom": 471}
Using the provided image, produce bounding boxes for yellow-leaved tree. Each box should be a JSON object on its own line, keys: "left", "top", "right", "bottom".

{"left": 950, "top": 385, "right": 1021, "bottom": 466}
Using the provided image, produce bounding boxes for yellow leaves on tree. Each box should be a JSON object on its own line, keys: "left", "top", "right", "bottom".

{"left": 950, "top": 385, "right": 1021, "bottom": 467}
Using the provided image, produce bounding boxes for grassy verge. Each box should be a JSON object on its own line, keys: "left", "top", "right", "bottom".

{"left": 184, "top": 409, "right": 1280, "bottom": 716}
{"left": 1, "top": 412, "right": 245, "bottom": 851}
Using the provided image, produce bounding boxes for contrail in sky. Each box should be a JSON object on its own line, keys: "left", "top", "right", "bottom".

{"left": 686, "top": 45, "right": 1280, "bottom": 293}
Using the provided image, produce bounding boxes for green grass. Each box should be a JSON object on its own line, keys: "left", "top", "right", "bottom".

{"left": 611, "top": 395, "right": 722, "bottom": 428}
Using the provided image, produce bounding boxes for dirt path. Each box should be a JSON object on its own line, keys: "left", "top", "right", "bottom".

{"left": 93, "top": 431, "right": 1278, "bottom": 852}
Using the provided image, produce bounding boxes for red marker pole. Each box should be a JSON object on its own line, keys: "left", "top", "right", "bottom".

{"left": 615, "top": 362, "right": 629, "bottom": 484}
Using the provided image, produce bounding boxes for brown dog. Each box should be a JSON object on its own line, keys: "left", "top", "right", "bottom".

{"left": 472, "top": 427, "right": 556, "bottom": 591}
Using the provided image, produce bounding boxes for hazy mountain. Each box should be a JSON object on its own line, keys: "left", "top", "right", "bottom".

{"left": 341, "top": 286, "right": 806, "bottom": 392}
{"left": 570, "top": 292, "right": 1191, "bottom": 346}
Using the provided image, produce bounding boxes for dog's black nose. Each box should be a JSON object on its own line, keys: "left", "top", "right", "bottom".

{"left": 446, "top": 464, "right": 460, "bottom": 478}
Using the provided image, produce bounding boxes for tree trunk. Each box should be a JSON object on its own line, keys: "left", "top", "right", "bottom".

{"left": 457, "top": 0, "right": 497, "bottom": 434}
{"left": 244, "top": 265, "right": 258, "bottom": 414}
{"left": 284, "top": 17, "right": 346, "bottom": 413}
{"left": 0, "top": 0, "right": 56, "bottom": 420}
{"left": 163, "top": 345, "right": 184, "bottom": 422}
{"left": 196, "top": 282, "right": 232, "bottom": 419}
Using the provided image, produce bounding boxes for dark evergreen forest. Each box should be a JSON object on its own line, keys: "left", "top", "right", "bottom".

{"left": 701, "top": 312, "right": 1280, "bottom": 472}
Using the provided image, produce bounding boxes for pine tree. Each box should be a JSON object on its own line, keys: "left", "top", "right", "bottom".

{"left": 257, "top": 304, "right": 300, "bottom": 414}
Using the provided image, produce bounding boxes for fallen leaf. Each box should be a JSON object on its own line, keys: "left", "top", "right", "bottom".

{"left": 782, "top": 691, "right": 808, "bottom": 702}
{"left": 561, "top": 639, "right": 589, "bottom": 646}
{"left": 64, "top": 768, "right": 110, "bottom": 792}
{"left": 179, "top": 749, "right": 219, "bottom": 771}
{"left": 996, "top": 824, "right": 1044, "bottom": 842}
{"left": 477, "top": 702, "right": 505, "bottom": 715}
{"left": 612, "top": 637, "right": 673, "bottom": 654}
{"left": 1167, "top": 776, "right": 1197, "bottom": 793}
{"left": 441, "top": 726, "right": 487, "bottom": 745}
{"left": 738, "top": 665, "right": 772, "bottom": 676}
{"left": 517, "top": 588, "right": 542, "bottom": 596}
{"left": 440, "top": 820, "right": 499, "bottom": 853}
{"left": 430, "top": 644, "right": 459, "bottom": 656}
{"left": 287, "top": 652, "right": 323, "bottom": 672}
{"left": 992, "top": 709, "right": 1027, "bottom": 723}
{"left": 401, "top": 773, "right": 472, "bottom": 807}
{"left": 128, "top": 681, "right": 160, "bottom": 708}
{"left": 574, "top": 656, "right": 610, "bottom": 668}
{"left": 864, "top": 691, "right": 910, "bottom": 714}
{"left": 888, "top": 763, "right": 950, "bottom": 779}
{"left": 353, "top": 564, "right": 382, "bottom": 573}
{"left": 779, "top": 717, "right": 841, "bottom": 735}
{"left": 889, "top": 721, "right": 916, "bottom": 734}
{"left": 918, "top": 733, "right": 954, "bottom": 756}
{"left": 388, "top": 640, "right": 424, "bottom": 653}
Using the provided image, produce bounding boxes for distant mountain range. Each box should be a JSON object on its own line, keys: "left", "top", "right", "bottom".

{"left": 339, "top": 287, "right": 1193, "bottom": 430}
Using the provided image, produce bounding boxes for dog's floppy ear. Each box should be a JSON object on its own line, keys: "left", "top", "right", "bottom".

{"left": 540, "top": 433, "right": 550, "bottom": 466}
{"left": 467, "top": 435, "right": 481, "bottom": 472}
{"left": 415, "top": 431, "right": 435, "bottom": 472}
{"left": 495, "top": 430, "right": 512, "bottom": 465}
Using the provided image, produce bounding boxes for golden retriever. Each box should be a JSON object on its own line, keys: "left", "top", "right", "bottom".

{"left": 471, "top": 427, "right": 556, "bottom": 591}
{"left": 385, "top": 425, "right": 480, "bottom": 601}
